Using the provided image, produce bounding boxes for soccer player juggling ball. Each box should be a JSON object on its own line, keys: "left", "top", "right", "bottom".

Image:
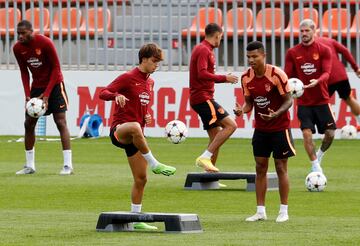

{"left": 99, "top": 43, "right": 176, "bottom": 230}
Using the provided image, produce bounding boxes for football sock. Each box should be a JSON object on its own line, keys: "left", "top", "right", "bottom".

{"left": 200, "top": 150, "right": 213, "bottom": 159}
{"left": 63, "top": 150, "right": 72, "bottom": 168}
{"left": 25, "top": 149, "right": 35, "bottom": 169}
{"left": 142, "top": 151, "right": 158, "bottom": 168}
{"left": 316, "top": 149, "right": 324, "bottom": 159}
{"left": 256, "top": 205, "right": 266, "bottom": 214}
{"left": 311, "top": 159, "right": 321, "bottom": 168}
{"left": 279, "top": 204, "right": 288, "bottom": 214}
{"left": 131, "top": 203, "right": 142, "bottom": 213}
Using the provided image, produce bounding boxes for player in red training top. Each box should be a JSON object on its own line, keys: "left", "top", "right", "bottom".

{"left": 13, "top": 20, "right": 73, "bottom": 175}
{"left": 189, "top": 23, "right": 238, "bottom": 173}
{"left": 317, "top": 36, "right": 360, "bottom": 129}
{"left": 99, "top": 43, "right": 176, "bottom": 231}
{"left": 234, "top": 41, "right": 295, "bottom": 223}
{"left": 285, "top": 19, "right": 335, "bottom": 174}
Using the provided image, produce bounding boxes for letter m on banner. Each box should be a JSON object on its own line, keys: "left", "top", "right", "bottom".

{"left": 77, "top": 87, "right": 106, "bottom": 126}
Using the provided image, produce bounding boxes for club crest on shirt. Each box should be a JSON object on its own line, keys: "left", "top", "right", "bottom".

{"left": 312, "top": 52, "right": 319, "bottom": 60}
{"left": 218, "top": 107, "right": 225, "bottom": 114}
{"left": 265, "top": 83, "right": 271, "bottom": 92}
{"left": 35, "top": 48, "right": 41, "bottom": 55}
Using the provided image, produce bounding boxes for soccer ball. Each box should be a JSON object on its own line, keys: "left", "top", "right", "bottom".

{"left": 288, "top": 78, "right": 304, "bottom": 98}
{"left": 340, "top": 125, "right": 357, "bottom": 139}
{"left": 26, "top": 98, "right": 46, "bottom": 118}
{"left": 305, "top": 172, "right": 327, "bottom": 192}
{"left": 165, "top": 120, "right": 188, "bottom": 144}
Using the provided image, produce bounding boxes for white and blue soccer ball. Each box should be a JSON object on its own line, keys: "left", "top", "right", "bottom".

{"left": 340, "top": 125, "right": 357, "bottom": 139}
{"left": 288, "top": 78, "right": 304, "bottom": 98}
{"left": 165, "top": 120, "right": 188, "bottom": 144}
{"left": 305, "top": 172, "right": 327, "bottom": 192}
{"left": 26, "top": 98, "right": 46, "bottom": 118}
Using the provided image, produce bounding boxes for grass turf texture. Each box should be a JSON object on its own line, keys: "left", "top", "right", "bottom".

{"left": 1, "top": 136, "right": 360, "bottom": 245}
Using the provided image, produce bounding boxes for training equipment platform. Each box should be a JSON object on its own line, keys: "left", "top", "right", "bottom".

{"left": 184, "top": 172, "right": 278, "bottom": 191}
{"left": 96, "top": 211, "right": 202, "bottom": 233}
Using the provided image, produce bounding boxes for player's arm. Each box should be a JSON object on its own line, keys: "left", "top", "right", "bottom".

{"left": 13, "top": 47, "right": 31, "bottom": 100}
{"left": 99, "top": 75, "right": 129, "bottom": 107}
{"left": 284, "top": 50, "right": 295, "bottom": 78}
{"left": 196, "top": 51, "right": 228, "bottom": 83}
{"left": 333, "top": 40, "right": 359, "bottom": 73}
{"left": 43, "top": 39, "right": 62, "bottom": 99}
{"left": 234, "top": 77, "right": 253, "bottom": 116}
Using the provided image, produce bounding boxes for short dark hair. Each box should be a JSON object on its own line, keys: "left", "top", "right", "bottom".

{"left": 205, "top": 23, "right": 223, "bottom": 37}
{"left": 17, "top": 20, "right": 33, "bottom": 30}
{"left": 138, "top": 43, "right": 163, "bottom": 64}
{"left": 246, "top": 41, "right": 265, "bottom": 52}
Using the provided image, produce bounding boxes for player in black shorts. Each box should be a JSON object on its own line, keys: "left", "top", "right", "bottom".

{"left": 13, "top": 20, "right": 73, "bottom": 175}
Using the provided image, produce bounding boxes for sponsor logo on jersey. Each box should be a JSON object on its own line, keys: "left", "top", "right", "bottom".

{"left": 300, "top": 63, "right": 316, "bottom": 75}
{"left": 254, "top": 96, "right": 270, "bottom": 108}
{"left": 139, "top": 92, "right": 150, "bottom": 105}
{"left": 27, "top": 57, "right": 42, "bottom": 68}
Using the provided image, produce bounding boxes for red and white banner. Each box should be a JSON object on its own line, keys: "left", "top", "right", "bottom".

{"left": 1, "top": 70, "right": 359, "bottom": 138}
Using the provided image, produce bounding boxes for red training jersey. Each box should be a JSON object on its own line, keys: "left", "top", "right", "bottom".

{"left": 284, "top": 40, "right": 332, "bottom": 106}
{"left": 99, "top": 67, "right": 153, "bottom": 130}
{"left": 317, "top": 37, "right": 359, "bottom": 85}
{"left": 13, "top": 34, "right": 63, "bottom": 98}
{"left": 242, "top": 64, "right": 291, "bottom": 132}
{"left": 189, "top": 40, "right": 227, "bottom": 105}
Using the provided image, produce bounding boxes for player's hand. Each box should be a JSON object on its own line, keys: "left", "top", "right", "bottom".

{"left": 258, "top": 108, "right": 278, "bottom": 121}
{"left": 115, "top": 95, "right": 129, "bottom": 108}
{"left": 356, "top": 68, "right": 360, "bottom": 78}
{"left": 144, "top": 113, "right": 152, "bottom": 125}
{"left": 303, "top": 79, "right": 318, "bottom": 89}
{"left": 42, "top": 96, "right": 49, "bottom": 110}
{"left": 226, "top": 73, "right": 238, "bottom": 84}
{"left": 233, "top": 102, "right": 243, "bottom": 116}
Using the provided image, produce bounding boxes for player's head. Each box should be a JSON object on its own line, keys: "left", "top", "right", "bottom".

{"left": 246, "top": 41, "right": 266, "bottom": 71}
{"left": 17, "top": 20, "right": 33, "bottom": 44}
{"left": 299, "top": 19, "right": 316, "bottom": 46}
{"left": 205, "top": 23, "right": 223, "bottom": 48}
{"left": 138, "top": 43, "right": 164, "bottom": 74}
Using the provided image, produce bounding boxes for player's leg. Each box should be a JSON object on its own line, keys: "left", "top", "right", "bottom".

{"left": 246, "top": 130, "right": 270, "bottom": 222}
{"left": 53, "top": 112, "right": 73, "bottom": 175}
{"left": 16, "top": 114, "right": 38, "bottom": 174}
{"left": 207, "top": 126, "right": 221, "bottom": 165}
{"left": 274, "top": 158, "right": 289, "bottom": 222}
{"left": 115, "top": 123, "right": 176, "bottom": 176}
{"left": 246, "top": 156, "right": 269, "bottom": 222}
{"left": 315, "top": 105, "right": 336, "bottom": 168}
{"left": 195, "top": 100, "right": 236, "bottom": 172}
{"left": 127, "top": 151, "right": 157, "bottom": 230}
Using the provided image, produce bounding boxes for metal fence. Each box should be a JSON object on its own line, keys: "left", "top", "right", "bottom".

{"left": 1, "top": 0, "right": 359, "bottom": 71}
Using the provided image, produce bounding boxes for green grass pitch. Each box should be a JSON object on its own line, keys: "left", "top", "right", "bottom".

{"left": 1, "top": 136, "right": 360, "bottom": 245}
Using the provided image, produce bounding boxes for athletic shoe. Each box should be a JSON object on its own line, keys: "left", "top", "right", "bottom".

{"left": 133, "top": 222, "right": 158, "bottom": 230}
{"left": 15, "top": 166, "right": 35, "bottom": 175}
{"left": 218, "top": 182, "right": 227, "bottom": 188}
{"left": 195, "top": 157, "right": 219, "bottom": 172}
{"left": 276, "top": 212, "right": 289, "bottom": 223}
{"left": 245, "top": 213, "right": 267, "bottom": 222}
{"left": 151, "top": 163, "right": 176, "bottom": 176}
{"left": 311, "top": 165, "right": 323, "bottom": 173}
{"left": 60, "top": 166, "right": 73, "bottom": 175}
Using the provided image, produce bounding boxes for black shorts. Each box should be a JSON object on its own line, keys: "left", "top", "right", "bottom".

{"left": 297, "top": 104, "right": 337, "bottom": 134}
{"left": 252, "top": 129, "right": 296, "bottom": 159}
{"left": 109, "top": 126, "right": 138, "bottom": 157}
{"left": 328, "top": 80, "right": 351, "bottom": 99}
{"left": 30, "top": 82, "right": 68, "bottom": 115}
{"left": 191, "top": 99, "right": 229, "bottom": 130}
